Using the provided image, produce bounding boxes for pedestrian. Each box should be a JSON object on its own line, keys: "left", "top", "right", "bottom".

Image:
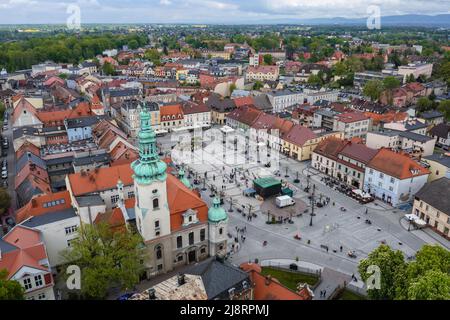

{"left": 333, "top": 202, "right": 335, "bottom": 206}
{"left": 323, "top": 290, "right": 326, "bottom": 297}
{"left": 340, "top": 246, "right": 343, "bottom": 252}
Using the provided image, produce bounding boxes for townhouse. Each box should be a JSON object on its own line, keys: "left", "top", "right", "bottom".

{"left": 159, "top": 104, "right": 185, "bottom": 131}
{"left": 413, "top": 177, "right": 450, "bottom": 239}
{"left": 333, "top": 112, "right": 371, "bottom": 139}
{"left": 246, "top": 66, "right": 279, "bottom": 82}
{"left": 181, "top": 101, "right": 211, "bottom": 129}
{"left": 366, "top": 130, "right": 436, "bottom": 157}
{"left": 363, "top": 148, "right": 430, "bottom": 206}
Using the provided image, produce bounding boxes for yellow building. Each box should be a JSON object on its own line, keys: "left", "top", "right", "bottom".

{"left": 412, "top": 177, "right": 450, "bottom": 239}
{"left": 423, "top": 154, "right": 450, "bottom": 182}
{"left": 282, "top": 125, "right": 343, "bottom": 161}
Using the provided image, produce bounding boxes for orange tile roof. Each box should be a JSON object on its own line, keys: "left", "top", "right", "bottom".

{"left": 67, "top": 164, "right": 134, "bottom": 196}
{"left": 15, "top": 164, "right": 50, "bottom": 191}
{"left": 15, "top": 191, "right": 72, "bottom": 223}
{"left": 160, "top": 104, "right": 183, "bottom": 118}
{"left": 368, "top": 148, "right": 430, "bottom": 180}
{"left": 166, "top": 174, "right": 208, "bottom": 232}
{"left": 364, "top": 111, "right": 408, "bottom": 125}
{"left": 240, "top": 263, "right": 312, "bottom": 300}
{"left": 335, "top": 112, "right": 368, "bottom": 123}
{"left": 233, "top": 96, "right": 254, "bottom": 108}
{"left": 0, "top": 226, "right": 49, "bottom": 278}
{"left": 12, "top": 98, "right": 39, "bottom": 125}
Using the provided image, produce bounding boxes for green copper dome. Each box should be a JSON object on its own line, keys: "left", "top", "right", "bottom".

{"left": 178, "top": 168, "right": 191, "bottom": 189}
{"left": 208, "top": 197, "right": 228, "bottom": 223}
{"left": 131, "top": 103, "right": 167, "bottom": 185}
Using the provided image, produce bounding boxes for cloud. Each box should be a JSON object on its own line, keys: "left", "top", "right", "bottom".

{"left": 0, "top": 0, "right": 448, "bottom": 24}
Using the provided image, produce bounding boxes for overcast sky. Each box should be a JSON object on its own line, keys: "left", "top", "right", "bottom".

{"left": 0, "top": 0, "right": 449, "bottom": 24}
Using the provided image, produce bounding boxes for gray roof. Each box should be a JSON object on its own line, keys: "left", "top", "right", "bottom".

{"left": 429, "top": 123, "right": 450, "bottom": 140}
{"left": 420, "top": 110, "right": 443, "bottom": 120}
{"left": 109, "top": 88, "right": 140, "bottom": 98}
{"left": 397, "top": 130, "right": 434, "bottom": 143}
{"left": 184, "top": 258, "right": 250, "bottom": 299}
{"left": 405, "top": 121, "right": 428, "bottom": 131}
{"left": 253, "top": 94, "right": 273, "bottom": 112}
{"left": 16, "top": 152, "right": 47, "bottom": 173}
{"left": 65, "top": 116, "right": 103, "bottom": 129}
{"left": 415, "top": 178, "right": 450, "bottom": 214}
{"left": 45, "top": 156, "right": 74, "bottom": 166}
{"left": 73, "top": 153, "right": 111, "bottom": 167}
{"left": 76, "top": 195, "right": 104, "bottom": 207}
{"left": 0, "top": 239, "right": 18, "bottom": 254}
{"left": 424, "top": 154, "right": 450, "bottom": 168}
{"left": 21, "top": 208, "right": 77, "bottom": 228}
{"left": 206, "top": 93, "right": 236, "bottom": 113}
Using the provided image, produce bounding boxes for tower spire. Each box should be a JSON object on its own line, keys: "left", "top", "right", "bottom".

{"left": 131, "top": 103, "right": 167, "bottom": 185}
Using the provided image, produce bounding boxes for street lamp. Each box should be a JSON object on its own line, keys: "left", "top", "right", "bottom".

{"left": 294, "top": 171, "right": 300, "bottom": 184}
{"left": 309, "top": 184, "right": 316, "bottom": 227}
{"left": 285, "top": 167, "right": 289, "bottom": 178}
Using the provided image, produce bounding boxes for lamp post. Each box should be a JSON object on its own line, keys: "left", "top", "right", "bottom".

{"left": 294, "top": 171, "right": 300, "bottom": 184}
{"left": 285, "top": 167, "right": 289, "bottom": 178}
{"left": 309, "top": 184, "right": 316, "bottom": 227}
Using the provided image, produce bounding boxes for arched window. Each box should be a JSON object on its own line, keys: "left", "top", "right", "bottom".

{"left": 156, "top": 246, "right": 162, "bottom": 260}
{"left": 153, "top": 198, "right": 159, "bottom": 209}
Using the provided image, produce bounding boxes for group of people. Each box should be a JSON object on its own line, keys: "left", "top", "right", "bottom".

{"left": 319, "top": 290, "right": 327, "bottom": 298}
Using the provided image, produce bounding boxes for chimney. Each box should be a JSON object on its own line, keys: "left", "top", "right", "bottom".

{"left": 31, "top": 198, "right": 38, "bottom": 208}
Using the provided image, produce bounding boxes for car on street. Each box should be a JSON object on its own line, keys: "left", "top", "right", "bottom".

{"left": 1, "top": 170, "right": 7, "bottom": 179}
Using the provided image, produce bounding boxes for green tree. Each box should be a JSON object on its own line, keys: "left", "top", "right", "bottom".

{"left": 363, "top": 80, "right": 384, "bottom": 102}
{"left": 416, "top": 97, "right": 434, "bottom": 113}
{"left": 60, "top": 223, "right": 145, "bottom": 299}
{"left": 263, "top": 54, "right": 273, "bottom": 66}
{"left": 128, "top": 40, "right": 139, "bottom": 50}
{"left": 102, "top": 62, "right": 115, "bottom": 76}
{"left": 382, "top": 76, "right": 401, "bottom": 90}
{"left": 307, "top": 74, "right": 323, "bottom": 86}
{"left": 0, "top": 269, "right": 25, "bottom": 300}
{"left": 0, "top": 188, "right": 11, "bottom": 216}
{"left": 406, "top": 74, "right": 416, "bottom": 83}
{"left": 358, "top": 245, "right": 407, "bottom": 300}
{"left": 437, "top": 100, "right": 450, "bottom": 121}
{"left": 0, "top": 102, "right": 5, "bottom": 121}
{"left": 144, "top": 49, "right": 161, "bottom": 66}
{"left": 253, "top": 81, "right": 264, "bottom": 91}
{"left": 407, "top": 270, "right": 450, "bottom": 300}
{"left": 396, "top": 245, "right": 450, "bottom": 299}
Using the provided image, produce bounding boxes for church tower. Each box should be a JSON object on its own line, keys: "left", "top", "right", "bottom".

{"left": 208, "top": 197, "right": 228, "bottom": 256}
{"left": 132, "top": 105, "right": 170, "bottom": 242}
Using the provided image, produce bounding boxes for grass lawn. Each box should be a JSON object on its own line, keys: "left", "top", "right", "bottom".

{"left": 260, "top": 266, "right": 319, "bottom": 291}
{"left": 338, "top": 289, "right": 367, "bottom": 300}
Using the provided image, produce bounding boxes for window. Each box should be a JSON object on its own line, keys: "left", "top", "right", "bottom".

{"left": 153, "top": 198, "right": 159, "bottom": 209}
{"left": 219, "top": 228, "right": 223, "bottom": 235}
{"left": 67, "top": 238, "right": 77, "bottom": 247}
{"left": 155, "top": 220, "right": 160, "bottom": 229}
{"left": 177, "top": 236, "right": 182, "bottom": 249}
{"left": 128, "top": 191, "right": 134, "bottom": 198}
{"left": 23, "top": 278, "right": 32, "bottom": 290}
{"left": 177, "top": 255, "right": 183, "bottom": 262}
{"left": 65, "top": 225, "right": 78, "bottom": 235}
{"left": 200, "top": 247, "right": 206, "bottom": 254}
{"left": 389, "top": 186, "right": 394, "bottom": 191}
{"left": 390, "top": 177, "right": 395, "bottom": 184}
{"left": 200, "top": 229, "right": 206, "bottom": 242}
{"left": 156, "top": 246, "right": 162, "bottom": 260}
{"left": 37, "top": 293, "right": 46, "bottom": 300}
{"left": 189, "top": 232, "right": 194, "bottom": 245}
{"left": 157, "top": 264, "right": 163, "bottom": 271}
{"left": 111, "top": 195, "right": 119, "bottom": 204}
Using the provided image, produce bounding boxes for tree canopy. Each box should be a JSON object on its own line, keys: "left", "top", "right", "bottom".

{"left": 60, "top": 223, "right": 145, "bottom": 300}
{"left": 363, "top": 80, "right": 384, "bottom": 102}
{"left": 359, "top": 244, "right": 450, "bottom": 300}
{"left": 0, "top": 269, "right": 25, "bottom": 300}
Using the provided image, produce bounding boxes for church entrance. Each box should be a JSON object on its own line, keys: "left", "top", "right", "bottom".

{"left": 188, "top": 250, "right": 196, "bottom": 264}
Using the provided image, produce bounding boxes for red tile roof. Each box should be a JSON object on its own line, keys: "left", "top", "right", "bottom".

{"left": 0, "top": 226, "right": 49, "bottom": 278}
{"left": 368, "top": 148, "right": 430, "bottom": 180}
{"left": 67, "top": 164, "right": 134, "bottom": 196}
{"left": 233, "top": 96, "right": 255, "bottom": 108}
{"left": 314, "top": 137, "right": 349, "bottom": 160}
{"left": 227, "top": 105, "right": 263, "bottom": 127}
{"left": 15, "top": 191, "right": 72, "bottom": 223}
{"left": 247, "top": 65, "right": 279, "bottom": 74}
{"left": 282, "top": 125, "right": 317, "bottom": 147}
{"left": 335, "top": 112, "right": 368, "bottom": 124}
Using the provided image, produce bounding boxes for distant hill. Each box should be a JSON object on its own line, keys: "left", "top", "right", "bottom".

{"left": 281, "top": 14, "right": 450, "bottom": 27}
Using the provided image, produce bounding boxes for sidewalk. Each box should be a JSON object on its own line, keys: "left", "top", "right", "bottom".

{"left": 399, "top": 217, "right": 450, "bottom": 250}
